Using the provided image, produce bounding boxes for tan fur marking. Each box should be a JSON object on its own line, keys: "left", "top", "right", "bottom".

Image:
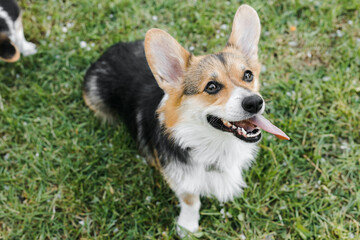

{"left": 152, "top": 149, "right": 162, "bottom": 170}
{"left": 83, "top": 91, "right": 116, "bottom": 123}
{"left": 157, "top": 88, "right": 184, "bottom": 129}
{"left": 181, "top": 193, "right": 198, "bottom": 206}
{"left": 83, "top": 91, "right": 97, "bottom": 112}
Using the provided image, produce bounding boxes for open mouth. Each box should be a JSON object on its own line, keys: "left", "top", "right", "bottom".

{"left": 207, "top": 114, "right": 290, "bottom": 142}
{"left": 207, "top": 115, "right": 262, "bottom": 143}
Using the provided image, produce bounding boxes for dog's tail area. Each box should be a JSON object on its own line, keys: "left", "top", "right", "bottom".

{"left": 83, "top": 66, "right": 118, "bottom": 124}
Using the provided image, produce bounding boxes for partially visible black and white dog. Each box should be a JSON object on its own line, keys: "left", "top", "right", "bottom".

{"left": 0, "top": 0, "right": 36, "bottom": 62}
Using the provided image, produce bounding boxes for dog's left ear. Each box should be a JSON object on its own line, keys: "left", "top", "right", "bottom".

{"left": 145, "top": 28, "right": 190, "bottom": 93}
{"left": 228, "top": 4, "right": 261, "bottom": 62}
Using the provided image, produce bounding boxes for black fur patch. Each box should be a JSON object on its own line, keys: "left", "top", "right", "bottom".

{"left": 0, "top": 18, "right": 9, "bottom": 32}
{"left": 214, "top": 53, "right": 226, "bottom": 65}
{"left": 0, "top": 38, "right": 16, "bottom": 59}
{"left": 0, "top": 0, "right": 20, "bottom": 22}
{"left": 84, "top": 40, "right": 190, "bottom": 166}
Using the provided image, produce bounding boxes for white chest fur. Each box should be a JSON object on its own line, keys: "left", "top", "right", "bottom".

{"left": 164, "top": 122, "right": 258, "bottom": 202}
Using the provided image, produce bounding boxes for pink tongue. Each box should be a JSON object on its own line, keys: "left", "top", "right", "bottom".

{"left": 249, "top": 115, "right": 290, "bottom": 140}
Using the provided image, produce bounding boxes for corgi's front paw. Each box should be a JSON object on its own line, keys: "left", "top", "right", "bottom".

{"left": 176, "top": 218, "right": 199, "bottom": 238}
{"left": 21, "top": 41, "right": 37, "bottom": 56}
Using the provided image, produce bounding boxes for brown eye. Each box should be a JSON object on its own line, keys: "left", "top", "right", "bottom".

{"left": 204, "top": 81, "right": 222, "bottom": 94}
{"left": 243, "top": 70, "right": 254, "bottom": 82}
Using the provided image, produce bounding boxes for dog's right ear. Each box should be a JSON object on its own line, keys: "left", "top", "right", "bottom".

{"left": 0, "top": 34, "right": 20, "bottom": 63}
{"left": 145, "top": 29, "right": 190, "bottom": 93}
{"left": 228, "top": 5, "right": 261, "bottom": 62}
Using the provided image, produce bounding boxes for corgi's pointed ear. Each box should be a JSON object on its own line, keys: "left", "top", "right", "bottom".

{"left": 145, "top": 28, "right": 190, "bottom": 92}
{"left": 228, "top": 5, "right": 261, "bottom": 61}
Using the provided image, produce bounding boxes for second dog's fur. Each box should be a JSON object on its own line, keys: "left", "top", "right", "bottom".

{"left": 0, "top": 0, "right": 36, "bottom": 62}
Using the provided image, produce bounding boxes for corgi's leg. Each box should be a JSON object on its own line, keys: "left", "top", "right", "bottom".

{"left": 177, "top": 193, "right": 201, "bottom": 236}
{"left": 13, "top": 15, "right": 36, "bottom": 56}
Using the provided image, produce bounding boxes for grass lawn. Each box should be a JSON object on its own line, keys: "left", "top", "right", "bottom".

{"left": 0, "top": 0, "right": 359, "bottom": 239}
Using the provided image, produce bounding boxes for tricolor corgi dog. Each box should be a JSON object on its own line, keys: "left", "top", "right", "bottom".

{"left": 0, "top": 0, "right": 36, "bottom": 62}
{"left": 83, "top": 4, "right": 289, "bottom": 235}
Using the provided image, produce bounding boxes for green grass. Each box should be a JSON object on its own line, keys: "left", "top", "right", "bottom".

{"left": 0, "top": 0, "right": 359, "bottom": 239}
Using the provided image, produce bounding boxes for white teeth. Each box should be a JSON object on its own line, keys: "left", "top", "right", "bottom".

{"left": 241, "top": 128, "right": 247, "bottom": 135}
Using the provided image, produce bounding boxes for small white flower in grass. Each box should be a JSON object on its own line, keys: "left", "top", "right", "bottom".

{"left": 67, "top": 22, "right": 74, "bottom": 28}
{"left": 62, "top": 27, "right": 68, "bottom": 33}
{"left": 91, "top": 43, "right": 95, "bottom": 47}
{"left": 282, "top": 161, "right": 287, "bottom": 167}
{"left": 340, "top": 142, "right": 349, "bottom": 150}
{"left": 226, "top": 212, "right": 232, "bottom": 218}
{"left": 336, "top": 30, "right": 343, "bottom": 37}
{"left": 113, "top": 227, "right": 119, "bottom": 233}
{"left": 35, "top": 153, "right": 39, "bottom": 157}
{"left": 109, "top": 14, "right": 114, "bottom": 19}
{"left": 322, "top": 76, "right": 330, "bottom": 82}
{"left": 23, "top": 121, "right": 28, "bottom": 126}
{"left": 348, "top": 20, "right": 353, "bottom": 25}
{"left": 79, "top": 220, "right": 85, "bottom": 226}
{"left": 47, "top": 16, "right": 52, "bottom": 20}
{"left": 152, "top": 15, "right": 158, "bottom": 21}
{"left": 240, "top": 234, "right": 246, "bottom": 240}
{"left": 45, "top": 30, "right": 51, "bottom": 38}
{"left": 320, "top": 158, "right": 326, "bottom": 163}
{"left": 86, "top": 46, "right": 91, "bottom": 51}
{"left": 220, "top": 24, "right": 228, "bottom": 30}
{"left": 306, "top": 51, "right": 312, "bottom": 58}
{"left": 189, "top": 46, "right": 195, "bottom": 51}
{"left": 220, "top": 208, "right": 225, "bottom": 218}
{"left": 4, "top": 185, "right": 9, "bottom": 190}
{"left": 288, "top": 41, "right": 298, "bottom": 47}
{"left": 237, "top": 213, "right": 244, "bottom": 221}
{"left": 80, "top": 41, "right": 87, "bottom": 48}
{"left": 16, "top": 74, "right": 20, "bottom": 78}
{"left": 145, "top": 196, "right": 152, "bottom": 203}
{"left": 349, "top": 233, "right": 355, "bottom": 239}
{"left": 261, "top": 65, "right": 267, "bottom": 73}
{"left": 356, "top": 38, "right": 360, "bottom": 44}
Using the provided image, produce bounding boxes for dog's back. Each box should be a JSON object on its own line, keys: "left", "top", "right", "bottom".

{"left": 83, "top": 41, "right": 163, "bottom": 135}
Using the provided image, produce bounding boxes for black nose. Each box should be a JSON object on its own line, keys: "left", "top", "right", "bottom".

{"left": 242, "top": 95, "right": 263, "bottom": 114}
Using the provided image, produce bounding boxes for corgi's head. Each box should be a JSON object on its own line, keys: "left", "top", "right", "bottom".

{"left": 145, "top": 5, "right": 289, "bottom": 144}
